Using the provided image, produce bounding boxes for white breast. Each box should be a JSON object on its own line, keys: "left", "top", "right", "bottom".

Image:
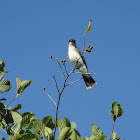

{"left": 68, "top": 45, "right": 88, "bottom": 73}
{"left": 68, "top": 45, "right": 81, "bottom": 64}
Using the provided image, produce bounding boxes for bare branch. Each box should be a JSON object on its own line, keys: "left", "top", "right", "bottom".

{"left": 7, "top": 92, "right": 19, "bottom": 107}
{"left": 82, "top": 35, "right": 86, "bottom": 52}
{"left": 48, "top": 80, "right": 56, "bottom": 86}
{"left": 52, "top": 57, "right": 66, "bottom": 78}
{"left": 108, "top": 120, "right": 115, "bottom": 140}
{"left": 83, "top": 52, "right": 91, "bottom": 56}
{"left": 63, "top": 63, "right": 68, "bottom": 76}
{"left": 53, "top": 75, "right": 60, "bottom": 94}
{"left": 65, "top": 78, "right": 83, "bottom": 87}
{"left": 44, "top": 90, "right": 56, "bottom": 107}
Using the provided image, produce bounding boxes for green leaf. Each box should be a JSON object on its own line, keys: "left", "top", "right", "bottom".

{"left": 11, "top": 111, "right": 22, "bottom": 124}
{"left": 0, "top": 60, "right": 5, "bottom": 69}
{"left": 20, "top": 113, "right": 35, "bottom": 129}
{"left": 46, "top": 133, "right": 55, "bottom": 140}
{"left": 57, "top": 118, "right": 65, "bottom": 133}
{"left": 33, "top": 127, "right": 40, "bottom": 135}
{"left": 42, "top": 115, "right": 52, "bottom": 125}
{"left": 25, "top": 118, "right": 35, "bottom": 130}
{"left": 22, "top": 112, "right": 32, "bottom": 117}
{"left": 70, "top": 129, "right": 81, "bottom": 140}
{"left": 11, "top": 122, "right": 21, "bottom": 134}
{"left": 90, "top": 135, "right": 97, "bottom": 140}
{"left": 81, "top": 137, "right": 90, "bottom": 140}
{"left": 58, "top": 127, "right": 71, "bottom": 140}
{"left": 116, "top": 136, "right": 121, "bottom": 140}
{"left": 111, "top": 101, "right": 123, "bottom": 121}
{"left": 0, "top": 78, "right": 11, "bottom": 93}
{"left": 92, "top": 124, "right": 102, "bottom": 139}
{"left": 0, "top": 103, "right": 6, "bottom": 129}
{"left": 32, "top": 119, "right": 45, "bottom": 138}
{"left": 16, "top": 77, "right": 32, "bottom": 94}
{"left": 0, "top": 60, "right": 5, "bottom": 80}
{"left": 44, "top": 127, "right": 52, "bottom": 137}
{"left": 0, "top": 71, "right": 4, "bottom": 80}
{"left": 71, "top": 122, "right": 76, "bottom": 129}
{"left": 64, "top": 117, "right": 71, "bottom": 127}
{"left": 112, "top": 131, "right": 116, "bottom": 139}
{"left": 0, "top": 118, "right": 7, "bottom": 129}
{"left": 12, "top": 104, "right": 21, "bottom": 111}
{"left": 5, "top": 110, "right": 13, "bottom": 125}
{"left": 4, "top": 71, "right": 8, "bottom": 73}
{"left": 19, "top": 133, "right": 37, "bottom": 140}
{"left": 112, "top": 131, "right": 121, "bottom": 140}
{"left": 0, "top": 103, "right": 6, "bottom": 118}
{"left": 16, "top": 77, "right": 21, "bottom": 90}
{"left": 57, "top": 117, "right": 71, "bottom": 133}
{"left": 86, "top": 20, "right": 92, "bottom": 34}
{"left": 42, "top": 115, "right": 55, "bottom": 129}
{"left": 7, "top": 126, "right": 13, "bottom": 135}
{"left": 100, "top": 135, "right": 107, "bottom": 140}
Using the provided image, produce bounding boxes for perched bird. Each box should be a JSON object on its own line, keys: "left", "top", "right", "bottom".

{"left": 67, "top": 39, "right": 96, "bottom": 89}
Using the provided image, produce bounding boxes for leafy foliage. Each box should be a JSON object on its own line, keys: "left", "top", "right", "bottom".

{"left": 85, "top": 20, "right": 92, "bottom": 34}
{"left": 111, "top": 101, "right": 123, "bottom": 121}
{"left": 16, "top": 77, "right": 32, "bottom": 94}
{"left": 91, "top": 124, "right": 107, "bottom": 140}
{"left": 57, "top": 118, "right": 81, "bottom": 140}
{"left": 42, "top": 115, "right": 55, "bottom": 129}
{"left": 0, "top": 78, "right": 11, "bottom": 93}
{"left": 57, "top": 117, "right": 71, "bottom": 133}
{"left": 0, "top": 60, "right": 6, "bottom": 80}
{"left": 112, "top": 131, "right": 121, "bottom": 140}
{"left": 58, "top": 127, "right": 71, "bottom": 140}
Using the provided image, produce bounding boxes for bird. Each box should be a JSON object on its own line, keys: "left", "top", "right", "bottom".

{"left": 67, "top": 39, "right": 96, "bottom": 89}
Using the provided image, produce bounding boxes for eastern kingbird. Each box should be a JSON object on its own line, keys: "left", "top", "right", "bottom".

{"left": 67, "top": 39, "right": 96, "bottom": 89}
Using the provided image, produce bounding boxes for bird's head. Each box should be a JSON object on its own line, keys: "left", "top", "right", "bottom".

{"left": 69, "top": 39, "right": 76, "bottom": 46}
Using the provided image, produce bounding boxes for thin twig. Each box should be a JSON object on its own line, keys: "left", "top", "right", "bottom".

{"left": 52, "top": 57, "right": 65, "bottom": 78}
{"left": 48, "top": 80, "right": 56, "bottom": 86}
{"left": 82, "top": 35, "right": 86, "bottom": 52}
{"left": 109, "top": 120, "right": 115, "bottom": 140}
{"left": 44, "top": 90, "right": 56, "bottom": 107}
{"left": 65, "top": 78, "right": 83, "bottom": 87}
{"left": 83, "top": 52, "right": 91, "bottom": 56}
{"left": 7, "top": 92, "right": 18, "bottom": 107}
{"left": 53, "top": 75, "right": 60, "bottom": 94}
{"left": 63, "top": 63, "right": 68, "bottom": 76}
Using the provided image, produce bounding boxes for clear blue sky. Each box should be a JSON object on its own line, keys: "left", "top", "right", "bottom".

{"left": 0, "top": 0, "right": 140, "bottom": 139}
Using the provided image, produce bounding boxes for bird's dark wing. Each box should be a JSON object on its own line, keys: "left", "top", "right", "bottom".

{"left": 75, "top": 46, "right": 88, "bottom": 69}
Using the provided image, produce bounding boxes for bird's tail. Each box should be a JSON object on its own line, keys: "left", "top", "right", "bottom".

{"left": 82, "top": 74, "right": 96, "bottom": 89}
